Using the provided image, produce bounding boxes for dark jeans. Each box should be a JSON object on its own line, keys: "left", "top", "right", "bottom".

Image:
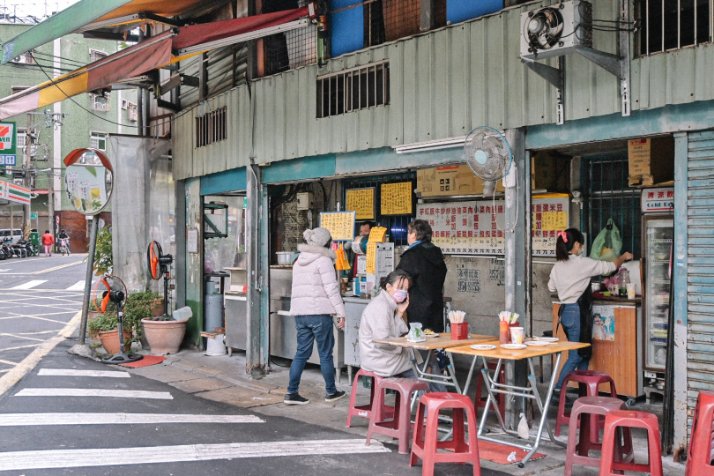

{"left": 287, "top": 315, "right": 337, "bottom": 395}
{"left": 556, "top": 303, "right": 590, "bottom": 389}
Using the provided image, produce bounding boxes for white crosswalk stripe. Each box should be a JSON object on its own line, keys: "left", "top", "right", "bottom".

{"left": 14, "top": 388, "right": 174, "bottom": 400}
{"left": 0, "top": 440, "right": 390, "bottom": 471}
{"left": 0, "top": 412, "right": 265, "bottom": 426}
{"left": 65, "top": 280, "right": 85, "bottom": 291}
{"left": 38, "top": 368, "right": 130, "bottom": 378}
{"left": 10, "top": 280, "right": 47, "bottom": 290}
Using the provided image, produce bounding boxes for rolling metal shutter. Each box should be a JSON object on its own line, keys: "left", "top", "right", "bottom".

{"left": 687, "top": 130, "right": 714, "bottom": 429}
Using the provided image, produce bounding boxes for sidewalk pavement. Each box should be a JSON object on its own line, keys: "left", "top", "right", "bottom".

{"left": 122, "top": 348, "right": 685, "bottom": 476}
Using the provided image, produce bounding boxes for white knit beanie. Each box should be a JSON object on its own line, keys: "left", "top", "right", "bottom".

{"left": 304, "top": 227, "right": 332, "bottom": 247}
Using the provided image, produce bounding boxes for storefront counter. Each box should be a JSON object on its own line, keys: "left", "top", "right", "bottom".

{"left": 343, "top": 295, "right": 371, "bottom": 375}
{"left": 552, "top": 298, "right": 643, "bottom": 399}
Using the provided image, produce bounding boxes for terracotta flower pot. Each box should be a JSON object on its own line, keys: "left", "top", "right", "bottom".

{"left": 150, "top": 299, "right": 164, "bottom": 317}
{"left": 98, "top": 328, "right": 132, "bottom": 354}
{"left": 142, "top": 318, "right": 187, "bottom": 355}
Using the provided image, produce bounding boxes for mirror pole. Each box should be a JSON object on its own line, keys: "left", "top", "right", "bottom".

{"left": 78, "top": 217, "right": 99, "bottom": 345}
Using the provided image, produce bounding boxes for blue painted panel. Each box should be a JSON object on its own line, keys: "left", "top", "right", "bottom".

{"left": 330, "top": 0, "right": 364, "bottom": 57}
{"left": 447, "top": 0, "right": 503, "bottom": 24}
{"left": 262, "top": 155, "right": 336, "bottom": 184}
{"left": 200, "top": 168, "right": 246, "bottom": 195}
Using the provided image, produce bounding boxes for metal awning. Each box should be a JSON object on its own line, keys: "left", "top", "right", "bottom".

{"left": 0, "top": 0, "right": 210, "bottom": 64}
{"left": 0, "top": 7, "right": 309, "bottom": 120}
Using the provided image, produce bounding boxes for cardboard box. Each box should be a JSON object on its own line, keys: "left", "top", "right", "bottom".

{"left": 416, "top": 164, "right": 504, "bottom": 197}
{"left": 531, "top": 152, "right": 569, "bottom": 192}
{"left": 628, "top": 137, "right": 674, "bottom": 187}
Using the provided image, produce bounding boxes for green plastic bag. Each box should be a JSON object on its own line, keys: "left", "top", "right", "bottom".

{"left": 589, "top": 218, "right": 622, "bottom": 261}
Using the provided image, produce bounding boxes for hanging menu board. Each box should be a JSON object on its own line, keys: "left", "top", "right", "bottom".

{"left": 345, "top": 187, "right": 375, "bottom": 220}
{"left": 380, "top": 181, "right": 412, "bottom": 215}
{"left": 532, "top": 194, "right": 569, "bottom": 257}
{"left": 416, "top": 194, "right": 570, "bottom": 256}
{"left": 319, "top": 211, "right": 355, "bottom": 242}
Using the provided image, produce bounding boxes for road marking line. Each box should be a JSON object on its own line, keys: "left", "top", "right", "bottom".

{"left": 0, "top": 333, "right": 45, "bottom": 342}
{"left": 32, "top": 260, "right": 84, "bottom": 275}
{"left": 0, "top": 344, "right": 41, "bottom": 352}
{"left": 0, "top": 311, "right": 80, "bottom": 398}
{"left": 38, "top": 369, "right": 131, "bottom": 378}
{"left": 65, "top": 280, "right": 85, "bottom": 291}
{"left": 0, "top": 439, "right": 390, "bottom": 471}
{"left": 0, "top": 359, "right": 18, "bottom": 365}
{"left": 0, "top": 413, "right": 265, "bottom": 426}
{"left": 14, "top": 388, "right": 174, "bottom": 400}
{"left": 10, "top": 280, "right": 47, "bottom": 290}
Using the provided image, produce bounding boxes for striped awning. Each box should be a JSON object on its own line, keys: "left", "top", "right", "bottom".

{"left": 1, "top": 0, "right": 206, "bottom": 64}
{"left": 0, "top": 8, "right": 308, "bottom": 120}
{"left": 0, "top": 180, "right": 31, "bottom": 205}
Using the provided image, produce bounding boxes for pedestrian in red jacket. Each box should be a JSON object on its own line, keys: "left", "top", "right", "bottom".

{"left": 41, "top": 229, "right": 54, "bottom": 257}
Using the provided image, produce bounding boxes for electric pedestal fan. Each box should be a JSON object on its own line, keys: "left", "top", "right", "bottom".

{"left": 95, "top": 275, "right": 143, "bottom": 364}
{"left": 147, "top": 240, "right": 173, "bottom": 318}
{"left": 464, "top": 126, "right": 513, "bottom": 195}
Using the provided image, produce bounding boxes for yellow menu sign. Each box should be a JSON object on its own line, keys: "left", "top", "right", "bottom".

{"left": 366, "top": 226, "right": 388, "bottom": 274}
{"left": 540, "top": 210, "right": 567, "bottom": 231}
{"left": 345, "top": 187, "right": 375, "bottom": 220}
{"left": 319, "top": 211, "right": 355, "bottom": 242}
{"left": 380, "top": 181, "right": 412, "bottom": 215}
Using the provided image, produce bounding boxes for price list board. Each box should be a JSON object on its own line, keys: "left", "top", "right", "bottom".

{"left": 345, "top": 187, "right": 375, "bottom": 220}
{"left": 416, "top": 194, "right": 570, "bottom": 256}
{"left": 319, "top": 211, "right": 355, "bottom": 242}
{"left": 380, "top": 181, "right": 412, "bottom": 215}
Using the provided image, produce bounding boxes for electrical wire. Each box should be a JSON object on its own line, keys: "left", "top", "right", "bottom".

{"left": 30, "top": 50, "right": 87, "bottom": 68}
{"left": 29, "top": 52, "right": 140, "bottom": 129}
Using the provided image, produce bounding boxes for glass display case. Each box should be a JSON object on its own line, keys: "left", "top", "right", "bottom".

{"left": 642, "top": 216, "right": 673, "bottom": 371}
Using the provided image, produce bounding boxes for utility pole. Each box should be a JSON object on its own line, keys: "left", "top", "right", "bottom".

{"left": 22, "top": 116, "right": 31, "bottom": 238}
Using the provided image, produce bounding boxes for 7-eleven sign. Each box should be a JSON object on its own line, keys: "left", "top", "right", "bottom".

{"left": 0, "top": 180, "right": 30, "bottom": 205}
{"left": 0, "top": 122, "right": 16, "bottom": 153}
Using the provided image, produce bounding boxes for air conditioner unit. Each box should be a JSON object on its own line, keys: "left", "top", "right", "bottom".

{"left": 520, "top": 0, "right": 592, "bottom": 60}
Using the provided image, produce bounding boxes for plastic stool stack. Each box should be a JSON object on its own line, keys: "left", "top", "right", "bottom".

{"left": 410, "top": 392, "right": 480, "bottom": 476}
{"left": 346, "top": 369, "right": 393, "bottom": 428}
{"left": 365, "top": 377, "right": 428, "bottom": 454}
{"left": 600, "top": 410, "right": 662, "bottom": 476}
{"left": 555, "top": 370, "right": 617, "bottom": 441}
{"left": 686, "top": 390, "right": 714, "bottom": 476}
{"left": 564, "top": 396, "right": 633, "bottom": 475}
{"left": 474, "top": 361, "right": 505, "bottom": 418}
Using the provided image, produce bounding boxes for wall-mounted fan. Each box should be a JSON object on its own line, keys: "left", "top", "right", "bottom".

{"left": 526, "top": 6, "right": 564, "bottom": 53}
{"left": 464, "top": 126, "right": 513, "bottom": 196}
{"left": 519, "top": 0, "right": 593, "bottom": 61}
{"left": 147, "top": 240, "right": 173, "bottom": 319}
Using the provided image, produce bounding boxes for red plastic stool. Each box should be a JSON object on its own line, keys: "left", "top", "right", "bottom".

{"left": 555, "top": 370, "right": 618, "bottom": 439}
{"left": 564, "top": 396, "right": 633, "bottom": 476}
{"left": 600, "top": 410, "right": 663, "bottom": 476}
{"left": 346, "top": 369, "right": 394, "bottom": 428}
{"left": 474, "top": 361, "right": 505, "bottom": 418}
{"left": 686, "top": 390, "right": 714, "bottom": 475}
{"left": 365, "top": 377, "right": 428, "bottom": 454}
{"left": 410, "top": 392, "right": 480, "bottom": 476}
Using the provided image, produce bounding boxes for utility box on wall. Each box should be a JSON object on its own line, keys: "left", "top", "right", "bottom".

{"left": 627, "top": 137, "right": 674, "bottom": 187}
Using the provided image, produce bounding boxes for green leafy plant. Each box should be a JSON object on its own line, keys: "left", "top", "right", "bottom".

{"left": 125, "top": 290, "right": 163, "bottom": 333}
{"left": 93, "top": 226, "right": 113, "bottom": 276}
{"left": 87, "top": 311, "right": 119, "bottom": 337}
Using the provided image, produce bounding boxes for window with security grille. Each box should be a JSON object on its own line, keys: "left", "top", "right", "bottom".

{"left": 637, "top": 0, "right": 711, "bottom": 55}
{"left": 195, "top": 107, "right": 227, "bottom": 148}
{"left": 316, "top": 62, "right": 389, "bottom": 118}
{"left": 585, "top": 154, "right": 641, "bottom": 256}
{"left": 90, "top": 132, "right": 107, "bottom": 151}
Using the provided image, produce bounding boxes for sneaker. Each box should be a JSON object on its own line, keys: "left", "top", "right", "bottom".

{"left": 284, "top": 393, "right": 309, "bottom": 405}
{"left": 325, "top": 390, "right": 346, "bottom": 402}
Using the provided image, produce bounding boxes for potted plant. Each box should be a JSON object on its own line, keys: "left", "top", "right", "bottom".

{"left": 136, "top": 291, "right": 188, "bottom": 355}
{"left": 87, "top": 302, "right": 132, "bottom": 354}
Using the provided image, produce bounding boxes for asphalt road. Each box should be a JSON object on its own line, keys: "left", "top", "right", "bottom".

{"left": 0, "top": 254, "right": 87, "bottom": 376}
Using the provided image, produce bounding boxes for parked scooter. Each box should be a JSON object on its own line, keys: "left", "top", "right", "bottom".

{"left": 17, "top": 239, "right": 37, "bottom": 257}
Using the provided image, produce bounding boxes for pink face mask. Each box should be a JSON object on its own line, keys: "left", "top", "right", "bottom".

{"left": 393, "top": 289, "right": 408, "bottom": 303}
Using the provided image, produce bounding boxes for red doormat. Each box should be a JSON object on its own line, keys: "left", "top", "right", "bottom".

{"left": 478, "top": 440, "right": 546, "bottom": 465}
{"left": 118, "top": 355, "right": 165, "bottom": 368}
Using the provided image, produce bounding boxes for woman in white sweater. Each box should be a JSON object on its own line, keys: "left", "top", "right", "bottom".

{"left": 284, "top": 227, "right": 346, "bottom": 405}
{"left": 548, "top": 228, "right": 632, "bottom": 391}
{"left": 359, "top": 269, "right": 414, "bottom": 378}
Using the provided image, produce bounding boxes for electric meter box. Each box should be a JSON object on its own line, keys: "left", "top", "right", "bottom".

{"left": 296, "top": 192, "right": 314, "bottom": 210}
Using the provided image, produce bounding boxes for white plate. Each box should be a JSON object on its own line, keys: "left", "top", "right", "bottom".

{"left": 424, "top": 333, "right": 439, "bottom": 338}
{"left": 525, "top": 340, "right": 553, "bottom": 346}
{"left": 536, "top": 337, "right": 559, "bottom": 343}
{"left": 500, "top": 343, "right": 527, "bottom": 350}
{"left": 470, "top": 344, "right": 496, "bottom": 351}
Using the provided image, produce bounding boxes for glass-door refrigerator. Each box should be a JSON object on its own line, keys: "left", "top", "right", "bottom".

{"left": 642, "top": 215, "right": 673, "bottom": 372}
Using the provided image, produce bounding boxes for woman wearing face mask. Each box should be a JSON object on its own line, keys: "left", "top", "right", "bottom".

{"left": 358, "top": 269, "right": 416, "bottom": 378}
{"left": 548, "top": 228, "right": 633, "bottom": 393}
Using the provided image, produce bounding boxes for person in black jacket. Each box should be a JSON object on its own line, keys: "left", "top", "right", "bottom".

{"left": 396, "top": 219, "right": 447, "bottom": 332}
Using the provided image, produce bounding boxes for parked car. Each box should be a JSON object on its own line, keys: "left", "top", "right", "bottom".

{"left": 0, "top": 228, "right": 22, "bottom": 244}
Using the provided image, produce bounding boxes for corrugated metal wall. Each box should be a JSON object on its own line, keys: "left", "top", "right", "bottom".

{"left": 174, "top": 0, "right": 714, "bottom": 179}
{"left": 686, "top": 130, "right": 714, "bottom": 431}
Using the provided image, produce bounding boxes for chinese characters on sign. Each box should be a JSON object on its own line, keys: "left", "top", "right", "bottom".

{"left": 319, "top": 211, "right": 355, "bottom": 242}
{"left": 345, "top": 187, "right": 375, "bottom": 220}
{"left": 416, "top": 194, "right": 570, "bottom": 256}
{"left": 641, "top": 187, "right": 674, "bottom": 213}
{"left": 380, "top": 181, "right": 412, "bottom": 215}
{"left": 0, "top": 121, "right": 17, "bottom": 166}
